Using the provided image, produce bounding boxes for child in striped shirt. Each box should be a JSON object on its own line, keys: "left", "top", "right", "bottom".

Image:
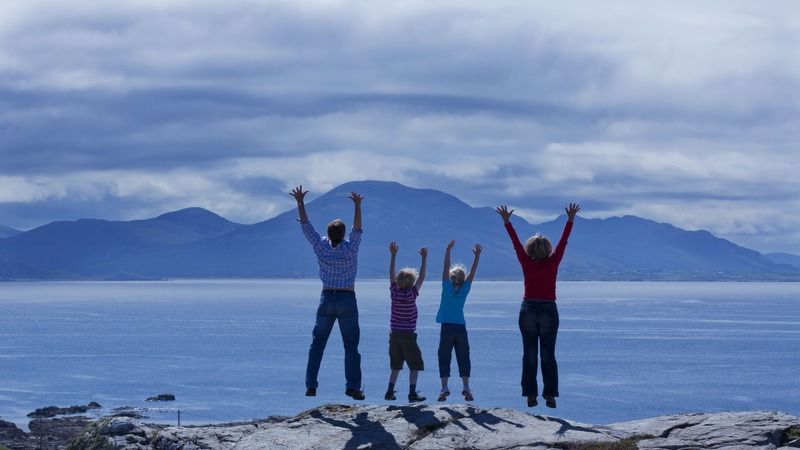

{"left": 385, "top": 241, "right": 428, "bottom": 403}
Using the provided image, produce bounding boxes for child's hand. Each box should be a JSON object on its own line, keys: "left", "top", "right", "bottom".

{"left": 349, "top": 192, "right": 364, "bottom": 205}
{"left": 473, "top": 243, "right": 482, "bottom": 255}
{"left": 566, "top": 203, "right": 581, "bottom": 222}
{"left": 419, "top": 246, "right": 428, "bottom": 257}
{"left": 290, "top": 185, "right": 308, "bottom": 203}
{"left": 446, "top": 240, "right": 455, "bottom": 250}
{"left": 389, "top": 241, "right": 398, "bottom": 255}
{"left": 496, "top": 205, "right": 514, "bottom": 223}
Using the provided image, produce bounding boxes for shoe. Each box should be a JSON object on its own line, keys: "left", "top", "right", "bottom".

{"left": 462, "top": 389, "right": 474, "bottom": 402}
{"left": 384, "top": 390, "right": 396, "bottom": 401}
{"left": 437, "top": 388, "right": 450, "bottom": 402}
{"left": 544, "top": 395, "right": 557, "bottom": 408}
{"left": 305, "top": 388, "right": 316, "bottom": 397}
{"left": 408, "top": 392, "right": 426, "bottom": 403}
{"left": 527, "top": 396, "right": 538, "bottom": 407}
{"left": 345, "top": 388, "right": 366, "bottom": 401}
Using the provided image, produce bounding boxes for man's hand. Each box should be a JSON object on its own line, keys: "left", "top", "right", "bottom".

{"left": 446, "top": 240, "right": 455, "bottom": 250}
{"left": 291, "top": 186, "right": 308, "bottom": 203}
{"left": 473, "top": 243, "right": 482, "bottom": 256}
{"left": 496, "top": 205, "right": 514, "bottom": 223}
{"left": 389, "top": 241, "right": 398, "bottom": 255}
{"left": 419, "top": 246, "right": 428, "bottom": 258}
{"left": 566, "top": 203, "right": 581, "bottom": 222}
{"left": 349, "top": 192, "right": 364, "bottom": 205}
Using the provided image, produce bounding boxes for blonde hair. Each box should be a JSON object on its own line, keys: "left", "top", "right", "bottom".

{"left": 396, "top": 268, "right": 418, "bottom": 289}
{"left": 449, "top": 264, "right": 466, "bottom": 292}
{"left": 524, "top": 234, "right": 552, "bottom": 260}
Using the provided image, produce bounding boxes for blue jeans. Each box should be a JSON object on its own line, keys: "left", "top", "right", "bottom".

{"left": 305, "top": 290, "right": 362, "bottom": 390}
{"left": 438, "top": 323, "right": 471, "bottom": 378}
{"left": 518, "top": 301, "right": 559, "bottom": 397}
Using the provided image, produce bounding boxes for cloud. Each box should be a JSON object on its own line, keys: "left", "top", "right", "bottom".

{"left": 1, "top": 0, "right": 798, "bottom": 253}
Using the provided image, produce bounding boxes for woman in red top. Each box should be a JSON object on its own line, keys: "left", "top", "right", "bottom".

{"left": 497, "top": 203, "right": 580, "bottom": 408}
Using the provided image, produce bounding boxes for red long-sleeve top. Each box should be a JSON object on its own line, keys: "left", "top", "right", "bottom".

{"left": 504, "top": 221, "right": 573, "bottom": 301}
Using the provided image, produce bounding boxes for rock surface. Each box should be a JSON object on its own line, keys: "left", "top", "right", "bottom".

{"left": 62, "top": 404, "right": 800, "bottom": 450}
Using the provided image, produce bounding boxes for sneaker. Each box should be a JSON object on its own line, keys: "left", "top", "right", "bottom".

{"left": 408, "top": 391, "right": 426, "bottom": 403}
{"left": 305, "top": 388, "right": 316, "bottom": 397}
{"left": 437, "top": 388, "right": 450, "bottom": 402}
{"left": 462, "top": 389, "right": 474, "bottom": 402}
{"left": 544, "top": 395, "right": 557, "bottom": 408}
{"left": 345, "top": 388, "right": 366, "bottom": 401}
{"left": 384, "top": 390, "right": 397, "bottom": 401}
{"left": 527, "top": 396, "right": 538, "bottom": 407}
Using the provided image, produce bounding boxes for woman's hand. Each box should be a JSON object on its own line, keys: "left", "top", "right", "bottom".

{"left": 496, "top": 205, "right": 514, "bottom": 224}
{"left": 389, "top": 241, "right": 398, "bottom": 255}
{"left": 473, "top": 243, "right": 482, "bottom": 256}
{"left": 419, "top": 246, "right": 428, "bottom": 258}
{"left": 446, "top": 240, "right": 455, "bottom": 250}
{"left": 566, "top": 203, "right": 581, "bottom": 222}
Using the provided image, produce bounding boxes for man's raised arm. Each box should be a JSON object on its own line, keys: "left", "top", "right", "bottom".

{"left": 349, "top": 192, "right": 363, "bottom": 231}
{"left": 291, "top": 185, "right": 309, "bottom": 224}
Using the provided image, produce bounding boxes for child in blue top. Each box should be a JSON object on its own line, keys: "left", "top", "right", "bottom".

{"left": 436, "top": 240, "right": 481, "bottom": 402}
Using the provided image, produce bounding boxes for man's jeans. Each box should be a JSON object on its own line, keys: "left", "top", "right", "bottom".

{"left": 305, "top": 290, "right": 362, "bottom": 390}
{"left": 518, "top": 301, "right": 559, "bottom": 397}
{"left": 438, "top": 323, "right": 471, "bottom": 378}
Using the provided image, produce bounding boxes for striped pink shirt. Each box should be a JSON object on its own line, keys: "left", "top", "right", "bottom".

{"left": 390, "top": 283, "right": 419, "bottom": 332}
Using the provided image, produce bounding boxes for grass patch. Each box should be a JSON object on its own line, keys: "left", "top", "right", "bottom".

{"left": 552, "top": 435, "right": 656, "bottom": 450}
{"left": 65, "top": 418, "right": 117, "bottom": 450}
{"left": 782, "top": 425, "right": 800, "bottom": 445}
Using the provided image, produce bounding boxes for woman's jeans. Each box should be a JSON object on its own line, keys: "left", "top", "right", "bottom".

{"left": 305, "top": 290, "right": 362, "bottom": 390}
{"left": 518, "top": 301, "right": 559, "bottom": 397}
{"left": 438, "top": 323, "right": 471, "bottom": 378}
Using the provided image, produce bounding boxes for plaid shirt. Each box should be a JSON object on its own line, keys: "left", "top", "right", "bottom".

{"left": 301, "top": 221, "right": 362, "bottom": 289}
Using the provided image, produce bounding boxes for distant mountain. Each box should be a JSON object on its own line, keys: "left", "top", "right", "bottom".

{"left": 0, "top": 181, "right": 797, "bottom": 281}
{"left": 0, "top": 224, "right": 21, "bottom": 238}
{"left": 765, "top": 252, "right": 800, "bottom": 269}
{"left": 0, "top": 208, "right": 243, "bottom": 279}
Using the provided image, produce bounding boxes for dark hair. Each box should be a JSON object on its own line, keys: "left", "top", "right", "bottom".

{"left": 327, "top": 219, "right": 346, "bottom": 246}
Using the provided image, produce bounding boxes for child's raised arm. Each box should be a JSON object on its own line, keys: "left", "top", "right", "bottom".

{"left": 415, "top": 246, "right": 428, "bottom": 290}
{"left": 389, "top": 242, "right": 398, "bottom": 284}
{"left": 466, "top": 243, "right": 482, "bottom": 283}
{"left": 443, "top": 240, "right": 454, "bottom": 280}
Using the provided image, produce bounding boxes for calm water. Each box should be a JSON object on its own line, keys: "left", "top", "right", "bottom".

{"left": 1, "top": 280, "right": 798, "bottom": 428}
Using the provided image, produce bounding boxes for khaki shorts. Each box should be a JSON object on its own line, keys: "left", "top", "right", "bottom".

{"left": 389, "top": 331, "right": 424, "bottom": 371}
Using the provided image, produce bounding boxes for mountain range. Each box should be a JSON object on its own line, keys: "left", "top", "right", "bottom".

{"left": 1, "top": 180, "right": 798, "bottom": 281}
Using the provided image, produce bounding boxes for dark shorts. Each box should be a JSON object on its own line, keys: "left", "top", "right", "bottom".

{"left": 389, "top": 331, "right": 424, "bottom": 371}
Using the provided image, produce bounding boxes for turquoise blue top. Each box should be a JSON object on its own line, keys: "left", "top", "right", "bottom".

{"left": 435, "top": 280, "right": 472, "bottom": 324}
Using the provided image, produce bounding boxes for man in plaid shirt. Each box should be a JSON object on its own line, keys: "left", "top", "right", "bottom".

{"left": 291, "top": 185, "right": 366, "bottom": 400}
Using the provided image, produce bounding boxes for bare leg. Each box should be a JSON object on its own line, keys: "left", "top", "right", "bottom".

{"left": 389, "top": 370, "right": 400, "bottom": 385}
{"left": 409, "top": 370, "right": 419, "bottom": 386}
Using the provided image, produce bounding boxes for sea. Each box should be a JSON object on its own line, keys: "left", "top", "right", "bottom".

{"left": 1, "top": 280, "right": 798, "bottom": 429}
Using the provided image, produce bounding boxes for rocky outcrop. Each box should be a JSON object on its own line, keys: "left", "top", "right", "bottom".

{"left": 0, "top": 416, "right": 91, "bottom": 450}
{"left": 63, "top": 404, "right": 800, "bottom": 450}
{"left": 145, "top": 394, "right": 176, "bottom": 402}
{"left": 27, "top": 403, "right": 101, "bottom": 419}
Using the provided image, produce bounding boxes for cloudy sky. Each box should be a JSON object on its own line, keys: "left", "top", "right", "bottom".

{"left": 1, "top": 0, "right": 799, "bottom": 253}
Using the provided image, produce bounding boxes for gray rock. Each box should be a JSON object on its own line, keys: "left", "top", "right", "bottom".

{"left": 610, "top": 411, "right": 800, "bottom": 449}
{"left": 62, "top": 406, "right": 800, "bottom": 450}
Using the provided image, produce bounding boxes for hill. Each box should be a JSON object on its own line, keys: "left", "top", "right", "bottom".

{"left": 0, "top": 181, "right": 797, "bottom": 280}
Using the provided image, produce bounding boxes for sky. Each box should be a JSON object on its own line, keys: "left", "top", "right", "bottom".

{"left": 1, "top": 0, "right": 799, "bottom": 254}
